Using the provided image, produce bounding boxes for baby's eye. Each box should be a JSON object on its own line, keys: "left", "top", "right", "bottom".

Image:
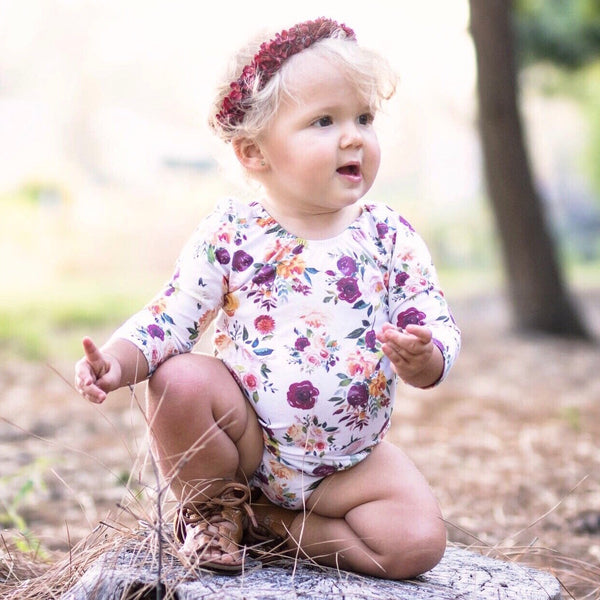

{"left": 358, "top": 113, "right": 375, "bottom": 125}
{"left": 313, "top": 116, "right": 333, "bottom": 127}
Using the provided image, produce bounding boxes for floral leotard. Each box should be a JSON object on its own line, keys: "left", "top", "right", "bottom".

{"left": 114, "top": 198, "right": 461, "bottom": 508}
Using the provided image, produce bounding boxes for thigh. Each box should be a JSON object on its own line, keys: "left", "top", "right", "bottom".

{"left": 148, "top": 352, "right": 263, "bottom": 474}
{"left": 298, "top": 441, "right": 446, "bottom": 578}
{"left": 306, "top": 441, "right": 442, "bottom": 520}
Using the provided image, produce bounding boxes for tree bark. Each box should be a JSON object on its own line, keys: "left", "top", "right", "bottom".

{"left": 469, "top": 0, "right": 589, "bottom": 338}
{"left": 62, "top": 543, "right": 562, "bottom": 600}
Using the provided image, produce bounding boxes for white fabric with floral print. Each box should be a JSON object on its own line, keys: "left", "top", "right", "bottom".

{"left": 114, "top": 198, "right": 460, "bottom": 508}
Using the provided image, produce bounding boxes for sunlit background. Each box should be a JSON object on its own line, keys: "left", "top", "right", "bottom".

{"left": 0, "top": 0, "right": 597, "bottom": 360}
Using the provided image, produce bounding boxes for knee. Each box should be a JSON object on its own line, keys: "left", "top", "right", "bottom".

{"left": 147, "top": 354, "right": 216, "bottom": 404}
{"left": 380, "top": 517, "right": 447, "bottom": 580}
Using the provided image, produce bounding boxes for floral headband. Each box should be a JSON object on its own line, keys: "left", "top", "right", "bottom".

{"left": 216, "top": 17, "right": 356, "bottom": 130}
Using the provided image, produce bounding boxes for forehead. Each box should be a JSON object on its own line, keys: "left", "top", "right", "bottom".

{"left": 280, "top": 51, "right": 366, "bottom": 108}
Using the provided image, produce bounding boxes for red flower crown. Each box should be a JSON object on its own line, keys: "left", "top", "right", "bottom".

{"left": 215, "top": 17, "right": 356, "bottom": 130}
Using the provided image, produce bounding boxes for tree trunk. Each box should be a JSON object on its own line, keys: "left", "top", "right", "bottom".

{"left": 468, "top": 0, "right": 589, "bottom": 338}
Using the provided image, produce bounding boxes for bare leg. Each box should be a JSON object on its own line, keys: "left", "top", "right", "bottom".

{"left": 257, "top": 442, "right": 446, "bottom": 580}
{"left": 146, "top": 353, "right": 263, "bottom": 504}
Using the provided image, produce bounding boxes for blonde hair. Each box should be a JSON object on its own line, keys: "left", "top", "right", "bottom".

{"left": 208, "top": 29, "right": 397, "bottom": 143}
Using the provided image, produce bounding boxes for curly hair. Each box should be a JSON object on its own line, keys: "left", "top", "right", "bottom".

{"left": 208, "top": 27, "right": 397, "bottom": 143}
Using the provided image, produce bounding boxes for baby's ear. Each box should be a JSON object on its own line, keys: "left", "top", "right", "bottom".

{"left": 232, "top": 137, "right": 267, "bottom": 172}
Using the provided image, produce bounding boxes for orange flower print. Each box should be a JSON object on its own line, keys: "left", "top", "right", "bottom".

{"left": 369, "top": 370, "right": 387, "bottom": 397}
{"left": 368, "top": 274, "right": 385, "bottom": 294}
{"left": 198, "top": 307, "right": 218, "bottom": 330}
{"left": 269, "top": 460, "right": 295, "bottom": 481}
{"left": 257, "top": 216, "right": 277, "bottom": 229}
{"left": 300, "top": 311, "right": 327, "bottom": 328}
{"left": 209, "top": 221, "right": 236, "bottom": 245}
{"left": 223, "top": 292, "right": 239, "bottom": 316}
{"left": 264, "top": 238, "right": 290, "bottom": 263}
{"left": 255, "top": 314, "right": 275, "bottom": 334}
{"left": 214, "top": 333, "right": 232, "bottom": 351}
{"left": 277, "top": 255, "right": 305, "bottom": 279}
{"left": 346, "top": 349, "right": 376, "bottom": 379}
{"left": 149, "top": 298, "right": 167, "bottom": 316}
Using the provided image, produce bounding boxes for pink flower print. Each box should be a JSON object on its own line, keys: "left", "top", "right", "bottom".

{"left": 287, "top": 381, "right": 319, "bottom": 409}
{"left": 396, "top": 307, "right": 426, "bottom": 329}
{"left": 255, "top": 315, "right": 275, "bottom": 334}
{"left": 232, "top": 250, "right": 253, "bottom": 272}
{"left": 347, "top": 383, "right": 369, "bottom": 407}
{"left": 147, "top": 324, "right": 164, "bottom": 341}
{"left": 242, "top": 373, "right": 258, "bottom": 391}
{"left": 301, "top": 311, "right": 326, "bottom": 328}
{"left": 346, "top": 349, "right": 377, "bottom": 379}
{"left": 314, "top": 439, "right": 327, "bottom": 452}
{"left": 337, "top": 255, "right": 357, "bottom": 276}
{"left": 368, "top": 274, "right": 384, "bottom": 294}
{"left": 336, "top": 277, "right": 361, "bottom": 303}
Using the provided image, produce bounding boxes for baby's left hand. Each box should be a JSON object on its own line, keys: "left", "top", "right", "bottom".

{"left": 377, "top": 323, "right": 442, "bottom": 388}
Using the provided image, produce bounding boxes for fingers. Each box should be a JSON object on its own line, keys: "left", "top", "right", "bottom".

{"left": 377, "top": 324, "right": 433, "bottom": 379}
{"left": 82, "top": 336, "right": 105, "bottom": 372}
{"left": 74, "top": 337, "right": 109, "bottom": 404}
{"left": 378, "top": 324, "right": 431, "bottom": 356}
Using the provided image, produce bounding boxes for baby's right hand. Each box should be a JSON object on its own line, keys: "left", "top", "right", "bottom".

{"left": 74, "top": 337, "right": 122, "bottom": 404}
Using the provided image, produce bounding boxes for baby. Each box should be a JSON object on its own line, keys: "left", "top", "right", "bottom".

{"left": 75, "top": 17, "right": 460, "bottom": 579}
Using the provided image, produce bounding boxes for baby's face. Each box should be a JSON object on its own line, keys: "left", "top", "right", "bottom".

{"left": 256, "top": 52, "right": 381, "bottom": 222}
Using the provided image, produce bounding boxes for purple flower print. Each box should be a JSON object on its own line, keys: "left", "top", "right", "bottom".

{"left": 252, "top": 264, "right": 276, "bottom": 286}
{"left": 376, "top": 222, "right": 389, "bottom": 238}
{"left": 365, "top": 330, "right": 377, "bottom": 349}
{"left": 232, "top": 250, "right": 253, "bottom": 272}
{"left": 215, "top": 247, "right": 230, "bottom": 265}
{"left": 287, "top": 381, "right": 319, "bottom": 410}
{"left": 312, "top": 464, "right": 337, "bottom": 477}
{"left": 336, "top": 277, "right": 361, "bottom": 303}
{"left": 347, "top": 383, "right": 369, "bottom": 407}
{"left": 395, "top": 272, "right": 409, "bottom": 287}
{"left": 295, "top": 337, "right": 310, "bottom": 351}
{"left": 337, "top": 255, "right": 357, "bottom": 276}
{"left": 147, "top": 324, "right": 165, "bottom": 341}
{"left": 396, "top": 307, "right": 426, "bottom": 329}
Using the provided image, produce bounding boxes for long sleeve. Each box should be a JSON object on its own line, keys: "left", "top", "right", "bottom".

{"left": 387, "top": 216, "right": 461, "bottom": 384}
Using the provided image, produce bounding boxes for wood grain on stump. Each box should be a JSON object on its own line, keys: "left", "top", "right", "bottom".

{"left": 63, "top": 542, "right": 562, "bottom": 600}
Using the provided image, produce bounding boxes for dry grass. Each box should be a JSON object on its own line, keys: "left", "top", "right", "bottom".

{"left": 1, "top": 290, "right": 599, "bottom": 599}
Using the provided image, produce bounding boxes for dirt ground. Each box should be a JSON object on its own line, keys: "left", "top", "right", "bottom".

{"left": 1, "top": 289, "right": 599, "bottom": 598}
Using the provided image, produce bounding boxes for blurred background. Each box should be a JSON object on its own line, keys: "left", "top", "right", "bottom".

{"left": 0, "top": 1, "right": 599, "bottom": 597}
{"left": 0, "top": 0, "right": 598, "bottom": 360}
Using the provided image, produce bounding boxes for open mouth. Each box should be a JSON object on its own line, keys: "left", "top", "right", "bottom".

{"left": 337, "top": 164, "right": 360, "bottom": 176}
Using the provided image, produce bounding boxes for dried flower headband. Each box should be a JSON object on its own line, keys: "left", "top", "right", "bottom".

{"left": 216, "top": 17, "right": 356, "bottom": 130}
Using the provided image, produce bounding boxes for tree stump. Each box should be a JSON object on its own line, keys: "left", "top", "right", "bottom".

{"left": 63, "top": 539, "right": 562, "bottom": 600}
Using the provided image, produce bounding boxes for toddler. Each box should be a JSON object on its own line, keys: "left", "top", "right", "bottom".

{"left": 75, "top": 17, "right": 460, "bottom": 579}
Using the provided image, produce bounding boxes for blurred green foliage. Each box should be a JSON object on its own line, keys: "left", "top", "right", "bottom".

{"left": 515, "top": 0, "right": 600, "bottom": 69}
{"left": 515, "top": 0, "right": 600, "bottom": 200}
{"left": 0, "top": 457, "right": 51, "bottom": 556}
